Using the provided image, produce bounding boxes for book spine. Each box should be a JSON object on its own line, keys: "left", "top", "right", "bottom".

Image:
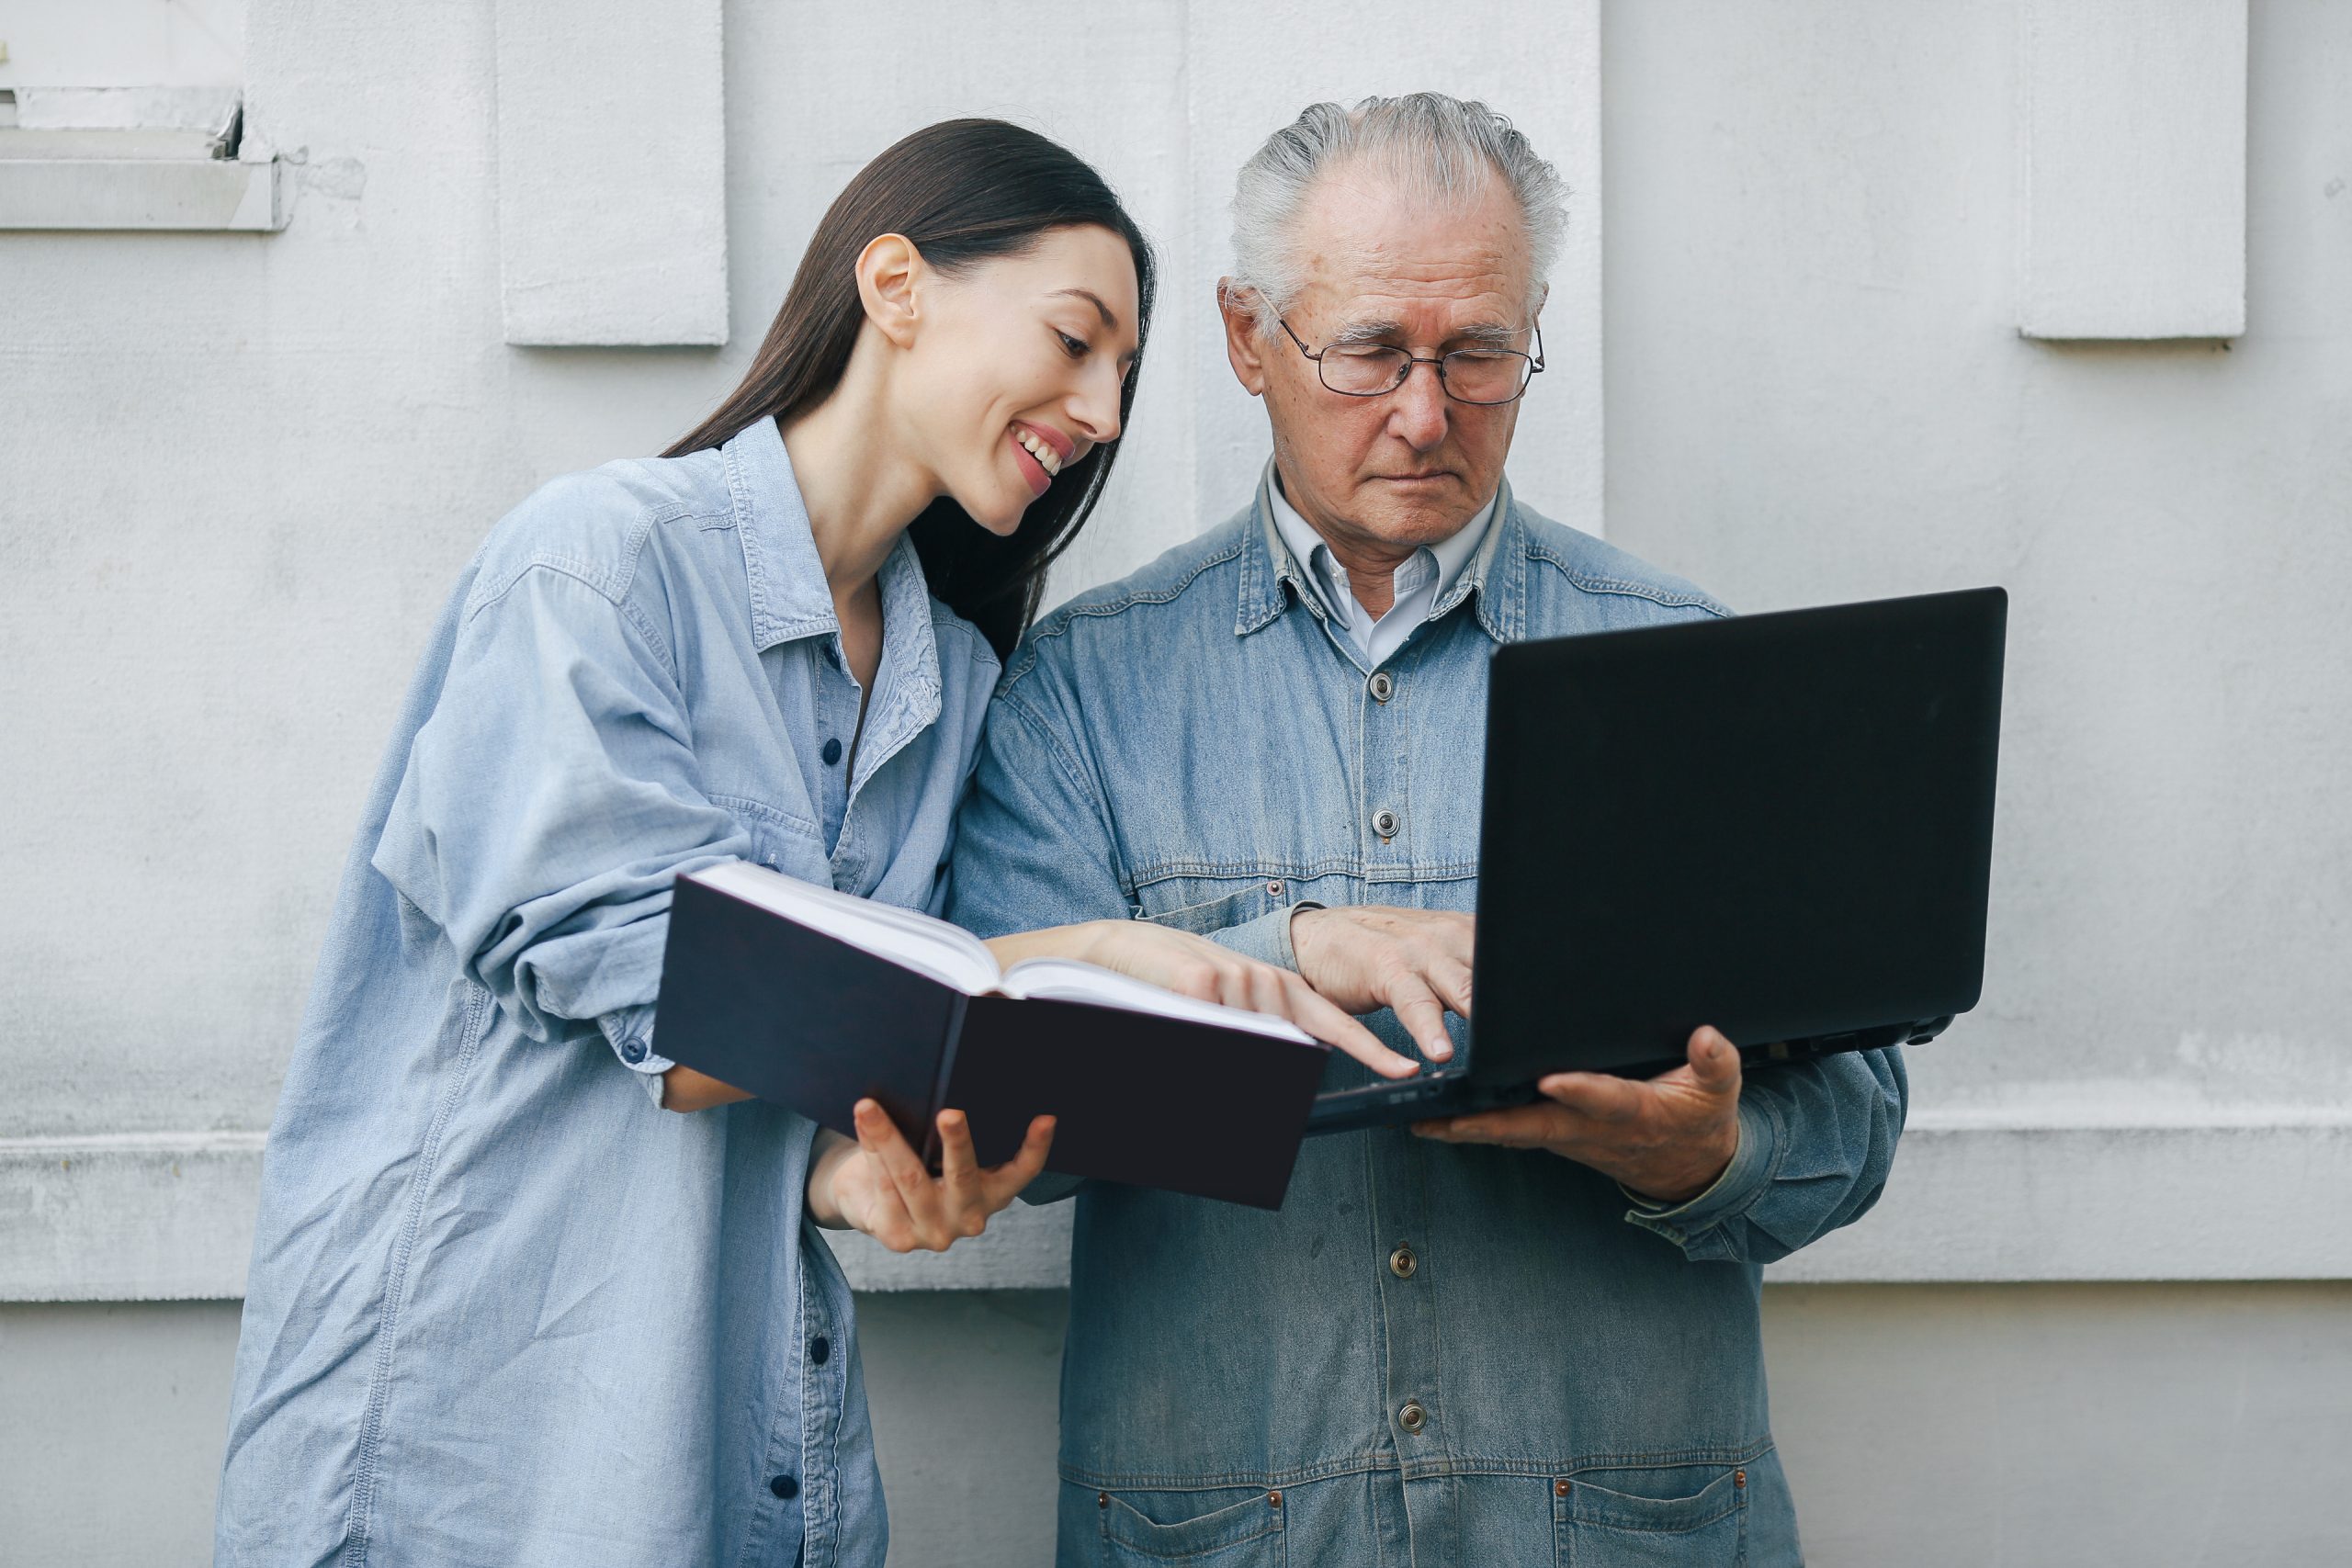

{"left": 923, "top": 991, "right": 970, "bottom": 1168}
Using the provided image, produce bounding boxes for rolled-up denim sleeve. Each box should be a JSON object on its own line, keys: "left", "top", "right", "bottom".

{"left": 1202, "top": 902, "right": 1321, "bottom": 971}
{"left": 1621, "top": 1045, "right": 1908, "bottom": 1264}
{"left": 372, "top": 563, "right": 747, "bottom": 1080}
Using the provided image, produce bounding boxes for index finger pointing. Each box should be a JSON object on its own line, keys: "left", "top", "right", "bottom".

{"left": 1283, "top": 975, "right": 1418, "bottom": 1079}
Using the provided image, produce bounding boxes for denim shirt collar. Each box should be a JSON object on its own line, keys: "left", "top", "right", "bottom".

{"left": 720, "top": 415, "right": 943, "bottom": 743}
{"left": 1236, "top": 461, "right": 1522, "bottom": 646}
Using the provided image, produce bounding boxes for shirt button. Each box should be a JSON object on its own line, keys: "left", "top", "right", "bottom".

{"left": 769, "top": 1473, "right": 799, "bottom": 1500}
{"left": 820, "top": 738, "right": 843, "bottom": 765}
{"left": 1389, "top": 1243, "right": 1417, "bottom": 1279}
{"left": 1398, "top": 1400, "right": 1428, "bottom": 1435}
{"left": 1372, "top": 807, "right": 1400, "bottom": 840}
{"left": 1266, "top": 879, "right": 1284, "bottom": 898}
{"left": 808, "top": 1335, "right": 831, "bottom": 1366}
{"left": 619, "top": 1039, "right": 648, "bottom": 1065}
{"left": 1368, "top": 671, "right": 1395, "bottom": 703}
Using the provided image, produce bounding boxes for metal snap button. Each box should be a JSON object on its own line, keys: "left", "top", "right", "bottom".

{"left": 1397, "top": 1400, "right": 1427, "bottom": 1434}
{"left": 1267, "top": 1490, "right": 1283, "bottom": 1508}
{"left": 1735, "top": 1469, "right": 1747, "bottom": 1488}
{"left": 1267, "top": 878, "right": 1285, "bottom": 898}
{"left": 1369, "top": 670, "right": 1395, "bottom": 703}
{"left": 1555, "top": 1478, "right": 1571, "bottom": 1497}
{"left": 1389, "top": 1244, "right": 1417, "bottom": 1279}
{"left": 1371, "top": 807, "right": 1399, "bottom": 839}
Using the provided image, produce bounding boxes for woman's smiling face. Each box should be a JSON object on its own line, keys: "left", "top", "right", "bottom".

{"left": 902, "top": 223, "right": 1143, "bottom": 535}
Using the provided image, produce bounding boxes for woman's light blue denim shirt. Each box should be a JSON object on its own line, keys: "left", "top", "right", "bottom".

{"left": 217, "top": 417, "right": 998, "bottom": 1568}
{"left": 947, "top": 472, "right": 1908, "bottom": 1567}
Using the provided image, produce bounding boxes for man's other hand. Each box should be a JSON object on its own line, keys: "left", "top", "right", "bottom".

{"left": 1289, "top": 906, "right": 1475, "bottom": 1065}
{"left": 1410, "top": 1026, "right": 1743, "bottom": 1204}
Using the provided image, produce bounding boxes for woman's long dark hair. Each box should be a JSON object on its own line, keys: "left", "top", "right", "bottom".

{"left": 666, "top": 119, "right": 1156, "bottom": 660}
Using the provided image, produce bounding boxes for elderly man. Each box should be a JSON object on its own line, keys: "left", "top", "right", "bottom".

{"left": 947, "top": 94, "right": 1904, "bottom": 1565}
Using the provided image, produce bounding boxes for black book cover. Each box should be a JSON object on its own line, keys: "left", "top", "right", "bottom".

{"left": 651, "top": 874, "right": 1329, "bottom": 1209}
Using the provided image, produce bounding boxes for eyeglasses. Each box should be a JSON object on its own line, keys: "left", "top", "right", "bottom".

{"left": 1276, "top": 317, "right": 1544, "bottom": 405}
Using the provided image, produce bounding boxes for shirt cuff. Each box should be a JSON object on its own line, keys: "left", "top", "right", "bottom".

{"left": 1204, "top": 899, "right": 1324, "bottom": 973}
{"left": 597, "top": 1004, "right": 674, "bottom": 1106}
{"left": 1619, "top": 1094, "right": 1783, "bottom": 1246}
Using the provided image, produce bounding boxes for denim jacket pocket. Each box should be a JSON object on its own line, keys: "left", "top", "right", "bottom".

{"left": 715, "top": 793, "right": 830, "bottom": 881}
{"left": 1134, "top": 883, "right": 1275, "bottom": 939}
{"left": 1099, "top": 1487, "right": 1286, "bottom": 1565}
{"left": 1554, "top": 1465, "right": 1747, "bottom": 1567}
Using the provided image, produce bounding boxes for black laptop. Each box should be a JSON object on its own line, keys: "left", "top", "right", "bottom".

{"left": 1308, "top": 585, "right": 2007, "bottom": 1134}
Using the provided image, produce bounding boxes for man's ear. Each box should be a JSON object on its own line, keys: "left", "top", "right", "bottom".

{"left": 1218, "top": 278, "right": 1269, "bottom": 398}
{"left": 855, "top": 233, "right": 924, "bottom": 350}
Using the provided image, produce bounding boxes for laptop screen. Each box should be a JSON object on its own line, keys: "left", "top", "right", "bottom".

{"left": 1468, "top": 588, "right": 2006, "bottom": 1078}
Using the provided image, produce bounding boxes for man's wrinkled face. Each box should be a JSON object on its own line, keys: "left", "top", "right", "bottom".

{"left": 1224, "top": 166, "right": 1537, "bottom": 561}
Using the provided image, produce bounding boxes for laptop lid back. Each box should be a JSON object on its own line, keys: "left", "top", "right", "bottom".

{"left": 1469, "top": 587, "right": 2006, "bottom": 1080}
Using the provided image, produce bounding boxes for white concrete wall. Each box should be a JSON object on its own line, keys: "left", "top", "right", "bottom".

{"left": 5, "top": 0, "right": 2351, "bottom": 1563}
{"left": 12, "top": 1284, "right": 2352, "bottom": 1567}
{"left": 1601, "top": 0, "right": 2352, "bottom": 1127}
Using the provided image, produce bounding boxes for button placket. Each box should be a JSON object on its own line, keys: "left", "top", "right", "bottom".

{"left": 1360, "top": 650, "right": 1410, "bottom": 855}
{"left": 1371, "top": 1113, "right": 1442, "bottom": 1475}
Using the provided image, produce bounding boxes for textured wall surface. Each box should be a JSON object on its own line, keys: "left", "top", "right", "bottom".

{"left": 1602, "top": 0, "right": 2352, "bottom": 1124}
{"left": 9, "top": 1283, "right": 2351, "bottom": 1567}
{"left": 0, "top": 0, "right": 1601, "bottom": 1149}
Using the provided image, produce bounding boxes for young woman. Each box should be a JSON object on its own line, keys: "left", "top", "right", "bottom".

{"left": 213, "top": 120, "right": 1396, "bottom": 1568}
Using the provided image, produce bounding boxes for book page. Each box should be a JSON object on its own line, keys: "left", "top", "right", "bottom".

{"left": 999, "top": 956, "right": 1318, "bottom": 1043}
{"left": 688, "top": 862, "right": 1000, "bottom": 994}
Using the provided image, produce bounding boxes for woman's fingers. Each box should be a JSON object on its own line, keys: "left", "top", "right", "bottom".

{"left": 1281, "top": 973, "right": 1419, "bottom": 1078}
{"left": 1143, "top": 932, "right": 1419, "bottom": 1081}
{"left": 1242, "top": 961, "right": 1290, "bottom": 1021}
{"left": 854, "top": 1104, "right": 1057, "bottom": 1250}
{"left": 979, "top": 1114, "right": 1057, "bottom": 1208}
{"left": 933, "top": 1111, "right": 990, "bottom": 1239}
{"left": 855, "top": 1099, "right": 945, "bottom": 1248}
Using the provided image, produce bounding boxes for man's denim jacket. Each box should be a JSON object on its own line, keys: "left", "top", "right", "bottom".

{"left": 947, "top": 473, "right": 1907, "bottom": 1567}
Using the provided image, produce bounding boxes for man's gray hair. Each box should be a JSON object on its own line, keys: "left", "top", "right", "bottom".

{"left": 1229, "top": 92, "right": 1568, "bottom": 330}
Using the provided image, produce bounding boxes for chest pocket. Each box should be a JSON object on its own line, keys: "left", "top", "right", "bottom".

{"left": 717, "top": 794, "right": 831, "bottom": 885}
{"left": 1132, "top": 879, "right": 1281, "bottom": 939}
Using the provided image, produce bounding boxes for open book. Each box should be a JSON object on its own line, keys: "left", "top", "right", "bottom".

{"left": 650, "top": 862, "right": 1332, "bottom": 1209}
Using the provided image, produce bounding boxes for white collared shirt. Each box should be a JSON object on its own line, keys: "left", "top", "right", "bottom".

{"left": 1267, "top": 466, "right": 1498, "bottom": 668}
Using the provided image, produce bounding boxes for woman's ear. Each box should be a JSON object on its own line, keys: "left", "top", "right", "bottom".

{"left": 854, "top": 233, "right": 924, "bottom": 349}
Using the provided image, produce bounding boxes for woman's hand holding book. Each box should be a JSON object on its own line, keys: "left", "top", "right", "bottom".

{"left": 805, "top": 1100, "right": 1056, "bottom": 1252}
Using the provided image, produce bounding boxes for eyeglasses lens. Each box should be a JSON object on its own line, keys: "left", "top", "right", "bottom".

{"left": 1318, "top": 347, "right": 1529, "bottom": 403}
